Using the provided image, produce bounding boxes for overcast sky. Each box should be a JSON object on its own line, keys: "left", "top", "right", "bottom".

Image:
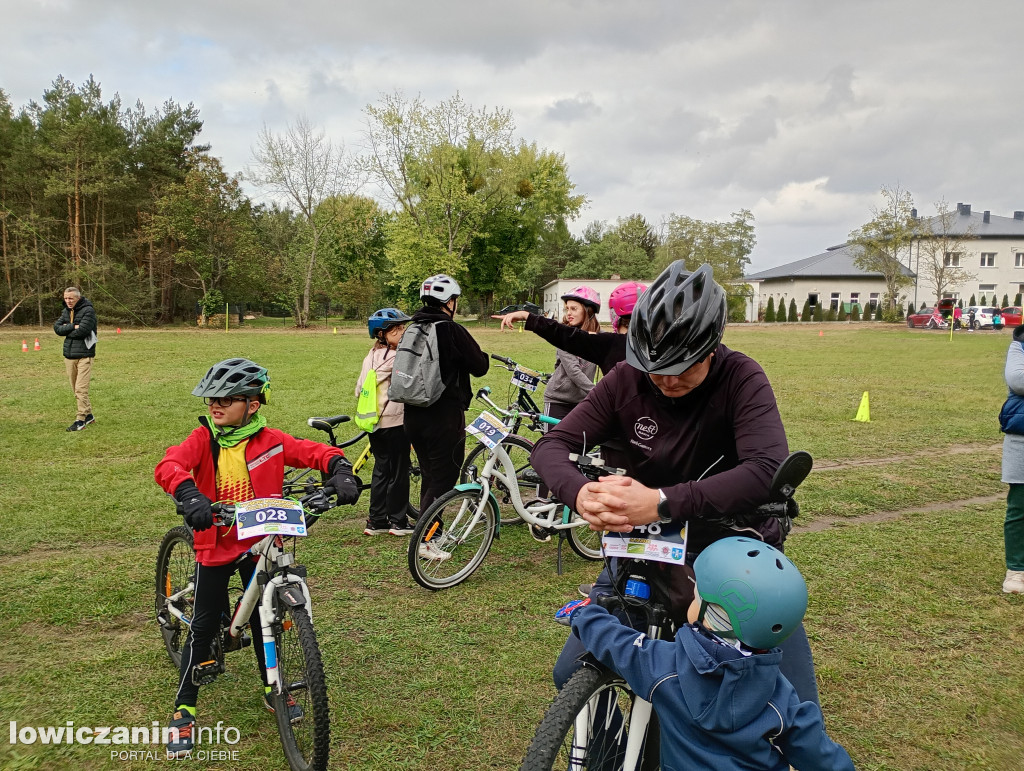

{"left": 4, "top": 0, "right": 1022, "bottom": 273}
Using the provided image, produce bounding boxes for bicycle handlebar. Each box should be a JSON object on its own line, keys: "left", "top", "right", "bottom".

{"left": 489, "top": 352, "right": 551, "bottom": 381}
{"left": 204, "top": 486, "right": 337, "bottom": 527}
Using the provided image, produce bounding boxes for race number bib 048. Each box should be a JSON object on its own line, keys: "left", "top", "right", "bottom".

{"left": 466, "top": 412, "right": 510, "bottom": 449}
{"left": 235, "top": 498, "right": 307, "bottom": 539}
{"left": 601, "top": 521, "right": 688, "bottom": 566}
{"left": 511, "top": 367, "right": 541, "bottom": 392}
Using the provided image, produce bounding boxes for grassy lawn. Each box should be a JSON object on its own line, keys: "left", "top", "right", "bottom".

{"left": 0, "top": 322, "right": 1019, "bottom": 770}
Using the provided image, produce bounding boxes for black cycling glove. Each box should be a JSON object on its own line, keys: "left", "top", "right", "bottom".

{"left": 328, "top": 456, "right": 360, "bottom": 505}
{"left": 174, "top": 479, "right": 214, "bottom": 532}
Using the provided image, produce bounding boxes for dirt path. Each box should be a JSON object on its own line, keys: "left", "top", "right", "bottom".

{"left": 812, "top": 443, "right": 1000, "bottom": 471}
{"left": 793, "top": 493, "right": 1004, "bottom": 533}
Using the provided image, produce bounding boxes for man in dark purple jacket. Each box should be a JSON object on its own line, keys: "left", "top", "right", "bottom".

{"left": 532, "top": 262, "right": 820, "bottom": 706}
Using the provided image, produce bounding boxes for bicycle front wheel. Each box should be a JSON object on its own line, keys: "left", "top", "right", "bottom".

{"left": 461, "top": 434, "right": 538, "bottom": 526}
{"left": 407, "top": 488, "right": 498, "bottom": 590}
{"left": 566, "top": 519, "right": 604, "bottom": 561}
{"left": 155, "top": 526, "right": 195, "bottom": 668}
{"left": 520, "top": 667, "right": 660, "bottom": 771}
{"left": 273, "top": 603, "right": 330, "bottom": 771}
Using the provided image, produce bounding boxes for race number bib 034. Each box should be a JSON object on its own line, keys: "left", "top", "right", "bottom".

{"left": 511, "top": 367, "right": 541, "bottom": 392}
{"left": 466, "top": 412, "right": 510, "bottom": 449}
{"left": 601, "top": 521, "right": 688, "bottom": 566}
{"left": 235, "top": 498, "right": 307, "bottom": 539}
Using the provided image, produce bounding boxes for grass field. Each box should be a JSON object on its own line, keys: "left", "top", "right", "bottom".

{"left": 1, "top": 321, "right": 1021, "bottom": 771}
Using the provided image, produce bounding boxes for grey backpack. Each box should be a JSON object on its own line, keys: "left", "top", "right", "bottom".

{"left": 388, "top": 321, "right": 448, "bottom": 407}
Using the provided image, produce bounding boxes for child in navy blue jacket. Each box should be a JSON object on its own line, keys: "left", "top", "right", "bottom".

{"left": 569, "top": 536, "right": 854, "bottom": 771}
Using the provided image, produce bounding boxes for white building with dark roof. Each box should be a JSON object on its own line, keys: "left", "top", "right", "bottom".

{"left": 738, "top": 204, "right": 1024, "bottom": 322}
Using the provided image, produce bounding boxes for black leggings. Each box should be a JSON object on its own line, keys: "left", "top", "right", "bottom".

{"left": 367, "top": 425, "right": 411, "bottom": 528}
{"left": 404, "top": 405, "right": 466, "bottom": 514}
{"left": 175, "top": 556, "right": 268, "bottom": 709}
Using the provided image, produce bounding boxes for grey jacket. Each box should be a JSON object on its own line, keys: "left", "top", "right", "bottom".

{"left": 543, "top": 348, "right": 597, "bottom": 407}
{"left": 1002, "top": 324, "right": 1024, "bottom": 483}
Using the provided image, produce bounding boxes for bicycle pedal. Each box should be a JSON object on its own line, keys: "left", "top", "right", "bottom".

{"left": 191, "top": 659, "right": 223, "bottom": 686}
{"left": 222, "top": 630, "right": 251, "bottom": 652}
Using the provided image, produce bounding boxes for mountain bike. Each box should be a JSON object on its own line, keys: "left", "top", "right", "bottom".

{"left": 407, "top": 421, "right": 619, "bottom": 590}
{"left": 519, "top": 451, "right": 813, "bottom": 771}
{"left": 155, "top": 487, "right": 336, "bottom": 771}
{"left": 283, "top": 414, "right": 422, "bottom": 520}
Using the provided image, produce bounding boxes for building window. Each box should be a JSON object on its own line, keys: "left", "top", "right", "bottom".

{"left": 981, "top": 252, "right": 996, "bottom": 267}
{"left": 944, "top": 252, "right": 962, "bottom": 267}
{"left": 807, "top": 293, "right": 818, "bottom": 310}
{"left": 980, "top": 284, "right": 997, "bottom": 292}
{"left": 1016, "top": 254, "right": 1024, "bottom": 268}
{"left": 869, "top": 293, "right": 879, "bottom": 309}
{"left": 850, "top": 292, "right": 860, "bottom": 305}
{"left": 830, "top": 292, "right": 840, "bottom": 311}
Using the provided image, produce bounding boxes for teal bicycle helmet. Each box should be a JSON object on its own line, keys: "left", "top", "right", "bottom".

{"left": 192, "top": 358, "right": 271, "bottom": 403}
{"left": 693, "top": 536, "right": 808, "bottom": 650}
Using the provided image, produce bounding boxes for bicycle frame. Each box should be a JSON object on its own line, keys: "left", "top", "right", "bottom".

{"left": 161, "top": 530, "right": 312, "bottom": 692}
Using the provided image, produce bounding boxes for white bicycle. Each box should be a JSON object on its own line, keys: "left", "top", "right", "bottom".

{"left": 156, "top": 489, "right": 334, "bottom": 771}
{"left": 406, "top": 414, "right": 614, "bottom": 590}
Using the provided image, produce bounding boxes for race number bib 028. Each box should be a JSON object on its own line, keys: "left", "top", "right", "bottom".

{"left": 235, "top": 498, "right": 307, "bottom": 539}
{"left": 466, "top": 412, "right": 510, "bottom": 449}
{"left": 601, "top": 520, "right": 688, "bottom": 566}
{"left": 511, "top": 367, "right": 541, "bottom": 392}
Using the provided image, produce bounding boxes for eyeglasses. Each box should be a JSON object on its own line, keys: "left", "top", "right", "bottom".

{"left": 203, "top": 396, "right": 248, "bottom": 408}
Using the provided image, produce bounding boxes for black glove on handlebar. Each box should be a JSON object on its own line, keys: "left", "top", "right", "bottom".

{"left": 328, "top": 455, "right": 360, "bottom": 506}
{"left": 174, "top": 479, "right": 214, "bottom": 532}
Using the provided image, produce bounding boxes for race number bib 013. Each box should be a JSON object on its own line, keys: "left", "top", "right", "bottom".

{"left": 511, "top": 367, "right": 541, "bottom": 392}
{"left": 466, "top": 412, "right": 510, "bottom": 450}
{"left": 601, "top": 521, "right": 688, "bottom": 566}
{"left": 235, "top": 498, "right": 307, "bottom": 539}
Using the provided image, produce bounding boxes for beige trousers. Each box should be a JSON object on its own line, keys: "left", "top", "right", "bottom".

{"left": 65, "top": 357, "right": 93, "bottom": 420}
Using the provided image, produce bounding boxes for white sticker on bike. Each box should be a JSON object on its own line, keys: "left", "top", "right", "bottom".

{"left": 235, "top": 498, "right": 307, "bottom": 539}
{"left": 466, "top": 411, "right": 510, "bottom": 449}
{"left": 511, "top": 367, "right": 541, "bottom": 392}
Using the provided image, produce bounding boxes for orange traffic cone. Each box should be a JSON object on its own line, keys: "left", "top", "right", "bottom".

{"left": 33, "top": 338, "right": 40, "bottom": 351}
{"left": 21, "top": 339, "right": 28, "bottom": 352}
{"left": 117, "top": 327, "right": 122, "bottom": 334}
{"left": 819, "top": 330, "right": 824, "bottom": 337}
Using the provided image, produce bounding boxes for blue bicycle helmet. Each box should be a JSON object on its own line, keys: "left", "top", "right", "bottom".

{"left": 693, "top": 536, "right": 808, "bottom": 650}
{"left": 367, "top": 308, "right": 411, "bottom": 339}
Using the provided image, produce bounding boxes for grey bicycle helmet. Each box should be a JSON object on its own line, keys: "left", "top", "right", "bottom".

{"left": 693, "top": 536, "right": 808, "bottom": 650}
{"left": 626, "top": 262, "right": 727, "bottom": 375}
{"left": 420, "top": 274, "right": 461, "bottom": 304}
{"left": 192, "top": 358, "right": 271, "bottom": 403}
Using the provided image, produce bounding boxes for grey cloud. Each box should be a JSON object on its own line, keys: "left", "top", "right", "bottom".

{"left": 544, "top": 94, "right": 600, "bottom": 123}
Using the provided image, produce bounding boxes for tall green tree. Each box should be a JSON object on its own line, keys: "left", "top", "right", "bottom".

{"left": 656, "top": 209, "right": 755, "bottom": 282}
{"left": 849, "top": 184, "right": 918, "bottom": 318}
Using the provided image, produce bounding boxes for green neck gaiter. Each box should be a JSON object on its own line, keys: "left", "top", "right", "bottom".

{"left": 202, "top": 410, "right": 267, "bottom": 448}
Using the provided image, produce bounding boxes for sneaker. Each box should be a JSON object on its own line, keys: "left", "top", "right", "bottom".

{"left": 418, "top": 541, "right": 451, "bottom": 561}
{"left": 363, "top": 526, "right": 390, "bottom": 536}
{"left": 83, "top": 413, "right": 95, "bottom": 425}
{"left": 1003, "top": 570, "right": 1024, "bottom": 594}
{"left": 263, "top": 691, "right": 304, "bottom": 724}
{"left": 66, "top": 420, "right": 86, "bottom": 432}
{"left": 388, "top": 526, "right": 414, "bottom": 536}
{"left": 578, "top": 583, "right": 594, "bottom": 597}
{"left": 166, "top": 709, "right": 195, "bottom": 756}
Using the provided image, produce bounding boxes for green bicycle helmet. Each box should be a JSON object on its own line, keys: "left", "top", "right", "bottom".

{"left": 192, "top": 358, "right": 271, "bottom": 403}
{"left": 693, "top": 536, "right": 808, "bottom": 650}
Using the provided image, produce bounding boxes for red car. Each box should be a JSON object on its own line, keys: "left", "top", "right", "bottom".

{"left": 907, "top": 307, "right": 948, "bottom": 329}
{"left": 1002, "top": 307, "right": 1023, "bottom": 327}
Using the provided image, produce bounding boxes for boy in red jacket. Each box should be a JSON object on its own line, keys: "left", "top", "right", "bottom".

{"left": 154, "top": 358, "right": 359, "bottom": 756}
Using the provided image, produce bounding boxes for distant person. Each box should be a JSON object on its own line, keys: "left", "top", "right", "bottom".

{"left": 398, "top": 274, "right": 488, "bottom": 558}
{"left": 542, "top": 286, "right": 601, "bottom": 427}
{"left": 953, "top": 305, "right": 963, "bottom": 330}
{"left": 565, "top": 537, "right": 854, "bottom": 770}
{"left": 492, "top": 281, "right": 647, "bottom": 377}
{"left": 355, "top": 308, "right": 415, "bottom": 536}
{"left": 53, "top": 286, "right": 97, "bottom": 431}
{"left": 1001, "top": 324, "right": 1024, "bottom": 594}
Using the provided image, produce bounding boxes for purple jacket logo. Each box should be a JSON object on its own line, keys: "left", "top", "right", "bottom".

{"left": 634, "top": 416, "right": 658, "bottom": 441}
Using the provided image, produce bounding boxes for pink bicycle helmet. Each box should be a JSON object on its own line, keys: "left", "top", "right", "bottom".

{"left": 560, "top": 285, "right": 601, "bottom": 313}
{"left": 608, "top": 281, "right": 648, "bottom": 331}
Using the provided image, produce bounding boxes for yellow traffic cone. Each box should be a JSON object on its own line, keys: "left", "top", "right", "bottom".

{"left": 333, "top": 327, "right": 337, "bottom": 335}
{"left": 853, "top": 391, "right": 870, "bottom": 422}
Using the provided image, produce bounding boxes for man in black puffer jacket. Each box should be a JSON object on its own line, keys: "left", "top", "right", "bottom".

{"left": 53, "top": 286, "right": 97, "bottom": 431}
